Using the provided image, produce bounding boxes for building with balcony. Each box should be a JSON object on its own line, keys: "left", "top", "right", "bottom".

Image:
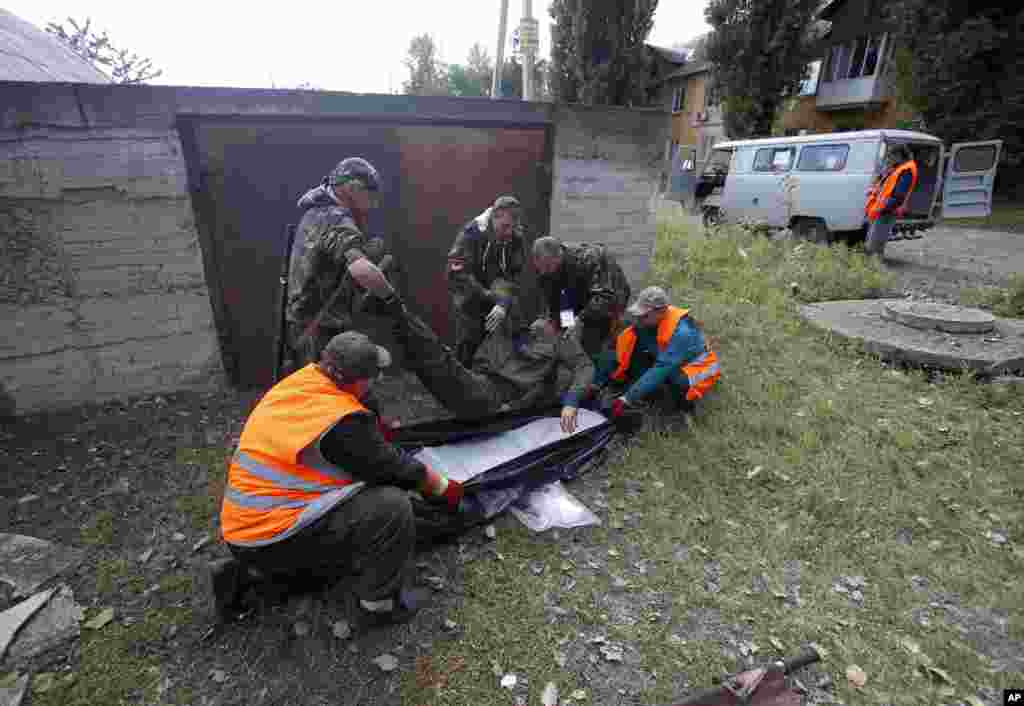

{"left": 780, "top": 0, "right": 919, "bottom": 135}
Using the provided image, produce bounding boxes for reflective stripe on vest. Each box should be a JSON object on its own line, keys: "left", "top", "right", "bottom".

{"left": 682, "top": 348, "right": 721, "bottom": 401}
{"left": 612, "top": 306, "right": 720, "bottom": 400}
{"left": 221, "top": 364, "right": 367, "bottom": 547}
{"left": 866, "top": 160, "right": 918, "bottom": 221}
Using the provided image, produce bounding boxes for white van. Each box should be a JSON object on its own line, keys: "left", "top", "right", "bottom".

{"left": 691, "top": 130, "right": 1002, "bottom": 248}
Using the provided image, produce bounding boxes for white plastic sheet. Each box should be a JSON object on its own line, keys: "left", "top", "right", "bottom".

{"left": 509, "top": 481, "right": 601, "bottom": 532}
{"left": 412, "top": 408, "right": 607, "bottom": 483}
{"left": 411, "top": 409, "right": 606, "bottom": 529}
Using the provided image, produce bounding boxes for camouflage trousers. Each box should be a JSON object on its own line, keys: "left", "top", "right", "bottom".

{"left": 449, "top": 278, "right": 520, "bottom": 367}
{"left": 393, "top": 309, "right": 505, "bottom": 418}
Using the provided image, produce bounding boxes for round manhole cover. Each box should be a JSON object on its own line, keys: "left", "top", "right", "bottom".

{"left": 882, "top": 301, "right": 996, "bottom": 334}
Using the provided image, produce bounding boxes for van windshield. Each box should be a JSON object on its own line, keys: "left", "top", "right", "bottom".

{"left": 703, "top": 149, "right": 732, "bottom": 176}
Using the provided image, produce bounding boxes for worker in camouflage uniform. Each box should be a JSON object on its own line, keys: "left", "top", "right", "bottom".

{"left": 285, "top": 157, "right": 398, "bottom": 370}
{"left": 446, "top": 195, "right": 527, "bottom": 366}
{"left": 532, "top": 236, "right": 632, "bottom": 362}
{"left": 353, "top": 266, "right": 593, "bottom": 435}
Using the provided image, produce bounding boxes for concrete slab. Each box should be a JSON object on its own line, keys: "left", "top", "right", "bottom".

{"left": 0, "top": 589, "right": 52, "bottom": 663}
{"left": 799, "top": 299, "right": 1024, "bottom": 372}
{"left": 2, "top": 586, "right": 83, "bottom": 666}
{"left": 882, "top": 301, "right": 996, "bottom": 334}
{"left": 0, "top": 535, "right": 84, "bottom": 600}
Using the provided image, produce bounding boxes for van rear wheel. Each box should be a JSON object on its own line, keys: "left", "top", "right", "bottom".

{"left": 793, "top": 218, "right": 830, "bottom": 244}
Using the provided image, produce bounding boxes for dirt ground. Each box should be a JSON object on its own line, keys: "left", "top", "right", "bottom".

{"left": 884, "top": 225, "right": 1023, "bottom": 302}
{"left": 2, "top": 216, "right": 1021, "bottom": 705}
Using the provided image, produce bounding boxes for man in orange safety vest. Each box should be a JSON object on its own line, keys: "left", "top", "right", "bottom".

{"left": 203, "top": 330, "right": 464, "bottom": 627}
{"left": 864, "top": 145, "right": 919, "bottom": 257}
{"left": 590, "top": 286, "right": 721, "bottom": 419}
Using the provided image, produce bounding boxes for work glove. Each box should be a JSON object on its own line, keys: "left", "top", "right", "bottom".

{"left": 485, "top": 304, "right": 507, "bottom": 333}
{"left": 420, "top": 467, "right": 465, "bottom": 512}
{"left": 611, "top": 396, "right": 630, "bottom": 419}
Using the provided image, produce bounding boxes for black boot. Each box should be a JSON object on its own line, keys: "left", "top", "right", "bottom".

{"left": 200, "top": 557, "right": 244, "bottom": 624}
{"left": 352, "top": 584, "right": 431, "bottom": 631}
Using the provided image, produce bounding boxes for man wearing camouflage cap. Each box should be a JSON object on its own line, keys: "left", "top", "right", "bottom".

{"left": 590, "top": 286, "right": 721, "bottom": 418}
{"left": 205, "top": 331, "right": 463, "bottom": 628}
{"left": 285, "top": 157, "right": 401, "bottom": 369}
{"left": 532, "top": 236, "right": 632, "bottom": 363}
{"left": 446, "top": 195, "right": 528, "bottom": 366}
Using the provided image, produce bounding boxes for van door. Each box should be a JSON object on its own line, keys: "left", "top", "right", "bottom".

{"left": 744, "top": 145, "right": 797, "bottom": 227}
{"left": 940, "top": 140, "right": 1003, "bottom": 219}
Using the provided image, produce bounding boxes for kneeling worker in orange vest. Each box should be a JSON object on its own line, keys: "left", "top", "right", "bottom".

{"left": 591, "top": 286, "right": 720, "bottom": 417}
{"left": 205, "top": 330, "right": 463, "bottom": 626}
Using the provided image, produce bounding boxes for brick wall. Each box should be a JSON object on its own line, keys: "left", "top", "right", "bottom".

{"left": 0, "top": 125, "right": 221, "bottom": 416}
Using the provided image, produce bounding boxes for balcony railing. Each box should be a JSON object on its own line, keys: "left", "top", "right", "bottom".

{"left": 816, "top": 73, "right": 892, "bottom": 110}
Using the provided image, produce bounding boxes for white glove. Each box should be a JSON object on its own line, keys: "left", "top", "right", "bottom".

{"left": 485, "top": 304, "right": 507, "bottom": 333}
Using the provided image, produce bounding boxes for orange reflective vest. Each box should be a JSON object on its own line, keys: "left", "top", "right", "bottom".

{"left": 221, "top": 364, "right": 366, "bottom": 547}
{"left": 865, "top": 159, "right": 918, "bottom": 222}
{"left": 611, "top": 306, "right": 721, "bottom": 401}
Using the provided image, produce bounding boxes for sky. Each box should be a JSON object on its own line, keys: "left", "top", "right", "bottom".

{"left": 6, "top": 1, "right": 711, "bottom": 93}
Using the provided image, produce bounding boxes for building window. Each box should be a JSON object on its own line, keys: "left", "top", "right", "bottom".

{"left": 822, "top": 34, "right": 888, "bottom": 82}
{"left": 672, "top": 85, "right": 684, "bottom": 112}
{"left": 796, "top": 144, "right": 851, "bottom": 171}
{"left": 848, "top": 38, "right": 867, "bottom": 78}
{"left": 862, "top": 36, "right": 881, "bottom": 76}
{"left": 753, "top": 147, "right": 796, "bottom": 172}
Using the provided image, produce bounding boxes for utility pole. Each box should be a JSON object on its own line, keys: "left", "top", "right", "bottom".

{"left": 518, "top": 0, "right": 539, "bottom": 101}
{"left": 521, "top": 0, "right": 532, "bottom": 101}
{"left": 491, "top": 0, "right": 510, "bottom": 98}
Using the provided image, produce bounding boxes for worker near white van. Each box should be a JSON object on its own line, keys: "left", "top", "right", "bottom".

{"left": 864, "top": 145, "right": 919, "bottom": 256}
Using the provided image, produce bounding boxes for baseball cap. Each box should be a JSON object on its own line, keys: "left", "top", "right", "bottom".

{"left": 492, "top": 195, "right": 522, "bottom": 211}
{"left": 321, "top": 331, "right": 391, "bottom": 381}
{"left": 327, "top": 157, "right": 382, "bottom": 191}
{"left": 627, "top": 286, "right": 670, "bottom": 317}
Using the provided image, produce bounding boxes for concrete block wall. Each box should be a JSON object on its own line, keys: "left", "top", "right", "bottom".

{"left": 0, "top": 81, "right": 668, "bottom": 416}
{"left": 0, "top": 125, "right": 221, "bottom": 416}
{"left": 550, "top": 104, "right": 669, "bottom": 288}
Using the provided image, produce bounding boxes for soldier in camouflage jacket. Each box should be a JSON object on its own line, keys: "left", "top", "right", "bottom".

{"left": 446, "top": 195, "right": 528, "bottom": 366}
{"left": 285, "top": 158, "right": 397, "bottom": 370}
{"left": 532, "top": 236, "right": 632, "bottom": 361}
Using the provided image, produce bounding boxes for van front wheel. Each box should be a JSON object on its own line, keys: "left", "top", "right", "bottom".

{"left": 702, "top": 207, "right": 722, "bottom": 230}
{"left": 792, "top": 218, "right": 830, "bottom": 244}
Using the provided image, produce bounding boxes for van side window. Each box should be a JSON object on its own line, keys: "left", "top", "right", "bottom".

{"left": 796, "top": 144, "right": 851, "bottom": 171}
{"left": 753, "top": 147, "right": 796, "bottom": 172}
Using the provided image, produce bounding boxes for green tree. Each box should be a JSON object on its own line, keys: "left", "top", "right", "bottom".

{"left": 703, "top": 0, "right": 821, "bottom": 138}
{"left": 548, "top": 0, "right": 658, "bottom": 105}
{"left": 402, "top": 34, "right": 449, "bottom": 96}
{"left": 446, "top": 43, "right": 493, "bottom": 97}
{"left": 46, "top": 17, "right": 162, "bottom": 84}
{"left": 886, "top": 0, "right": 1023, "bottom": 172}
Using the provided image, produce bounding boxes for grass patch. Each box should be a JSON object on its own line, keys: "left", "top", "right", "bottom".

{"left": 174, "top": 447, "right": 227, "bottom": 533}
{"left": 961, "top": 273, "right": 1024, "bottom": 318}
{"left": 80, "top": 510, "right": 115, "bottom": 546}
{"left": 940, "top": 201, "right": 1024, "bottom": 233}
{"left": 32, "top": 607, "right": 192, "bottom": 706}
{"left": 400, "top": 215, "right": 1024, "bottom": 706}
{"left": 95, "top": 558, "right": 146, "bottom": 599}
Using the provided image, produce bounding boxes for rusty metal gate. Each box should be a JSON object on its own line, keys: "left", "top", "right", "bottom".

{"left": 179, "top": 114, "right": 553, "bottom": 390}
